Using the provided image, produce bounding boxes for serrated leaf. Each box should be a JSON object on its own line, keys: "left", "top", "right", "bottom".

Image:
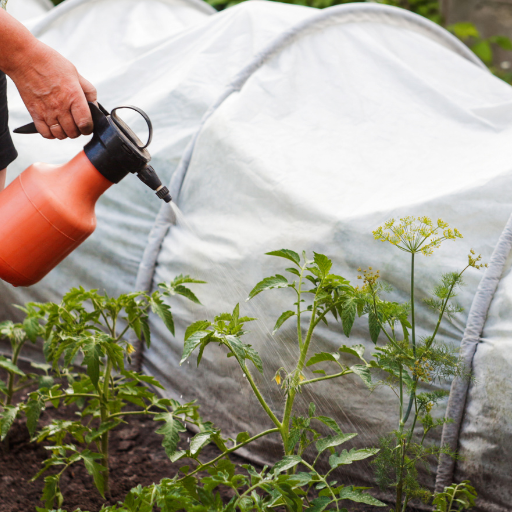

{"left": 0, "top": 405, "right": 18, "bottom": 441}
{"left": 236, "top": 432, "right": 250, "bottom": 445}
{"left": 154, "top": 412, "right": 186, "bottom": 459}
{"left": 341, "top": 303, "right": 356, "bottom": 337}
{"left": 316, "top": 433, "right": 357, "bottom": 455}
{"left": 150, "top": 298, "right": 175, "bottom": 336}
{"left": 185, "top": 320, "right": 211, "bottom": 341}
{"left": 0, "top": 355, "right": 25, "bottom": 376}
{"left": 313, "top": 253, "right": 332, "bottom": 278}
{"left": 84, "top": 420, "right": 119, "bottom": 445}
{"left": 141, "top": 315, "right": 151, "bottom": 349}
{"left": 306, "top": 352, "right": 339, "bottom": 367}
{"left": 273, "top": 311, "right": 295, "bottom": 334}
{"left": 305, "top": 496, "right": 331, "bottom": 512}
{"left": 338, "top": 486, "right": 386, "bottom": 506}
{"left": 83, "top": 341, "right": 102, "bottom": 388}
{"left": 23, "top": 316, "right": 40, "bottom": 343}
{"left": 174, "top": 285, "right": 202, "bottom": 305}
{"left": 26, "top": 397, "right": 43, "bottom": 438}
{"left": 273, "top": 455, "right": 302, "bottom": 475}
{"left": 329, "top": 448, "right": 379, "bottom": 469}
{"left": 42, "top": 474, "right": 63, "bottom": 509}
{"left": 266, "top": 249, "right": 301, "bottom": 266}
{"left": 81, "top": 450, "right": 106, "bottom": 498}
{"left": 314, "top": 416, "right": 343, "bottom": 435}
{"left": 181, "top": 331, "right": 210, "bottom": 365}
{"left": 339, "top": 344, "right": 365, "bottom": 360}
{"left": 190, "top": 432, "right": 211, "bottom": 455}
{"left": 247, "top": 275, "right": 289, "bottom": 300}
{"left": 368, "top": 311, "right": 380, "bottom": 344}
{"left": 351, "top": 365, "right": 372, "bottom": 388}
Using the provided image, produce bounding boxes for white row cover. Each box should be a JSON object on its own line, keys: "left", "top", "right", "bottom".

{"left": 6, "top": 0, "right": 52, "bottom": 22}
{"left": 1, "top": 1, "right": 511, "bottom": 509}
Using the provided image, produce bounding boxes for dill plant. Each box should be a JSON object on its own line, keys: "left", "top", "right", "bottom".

{"left": 363, "top": 217, "right": 484, "bottom": 511}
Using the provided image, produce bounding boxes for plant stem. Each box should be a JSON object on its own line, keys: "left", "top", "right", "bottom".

{"left": 299, "top": 369, "right": 353, "bottom": 386}
{"left": 178, "top": 428, "right": 279, "bottom": 481}
{"left": 242, "top": 363, "right": 281, "bottom": 430}
{"left": 411, "top": 252, "right": 416, "bottom": 357}
{"left": 301, "top": 459, "right": 339, "bottom": 512}
{"left": 100, "top": 358, "right": 113, "bottom": 496}
{"left": 297, "top": 265, "right": 305, "bottom": 350}
{"left": 6, "top": 341, "right": 23, "bottom": 405}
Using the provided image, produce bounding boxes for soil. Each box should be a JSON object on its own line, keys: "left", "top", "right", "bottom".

{"left": 0, "top": 365, "right": 417, "bottom": 512}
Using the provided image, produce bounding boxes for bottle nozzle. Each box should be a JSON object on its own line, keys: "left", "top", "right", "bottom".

{"left": 136, "top": 165, "right": 172, "bottom": 203}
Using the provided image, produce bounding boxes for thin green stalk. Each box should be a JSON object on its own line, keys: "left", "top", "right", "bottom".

{"left": 301, "top": 459, "right": 339, "bottom": 512}
{"left": 100, "top": 358, "right": 113, "bottom": 496}
{"left": 297, "top": 265, "right": 305, "bottom": 350}
{"left": 178, "top": 428, "right": 279, "bottom": 481}
{"left": 46, "top": 393, "right": 100, "bottom": 401}
{"left": 6, "top": 341, "right": 23, "bottom": 405}
{"left": 399, "top": 365, "right": 404, "bottom": 430}
{"left": 242, "top": 364, "right": 281, "bottom": 430}
{"left": 411, "top": 252, "right": 416, "bottom": 357}
{"left": 299, "top": 369, "right": 353, "bottom": 386}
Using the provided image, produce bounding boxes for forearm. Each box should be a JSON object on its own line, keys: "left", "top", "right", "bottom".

{"left": 0, "top": 9, "right": 41, "bottom": 77}
{"left": 0, "top": 169, "right": 6, "bottom": 191}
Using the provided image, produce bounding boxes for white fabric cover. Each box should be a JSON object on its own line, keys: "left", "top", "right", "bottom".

{"left": 6, "top": 0, "right": 52, "bottom": 22}
{"left": 1, "top": 1, "right": 512, "bottom": 509}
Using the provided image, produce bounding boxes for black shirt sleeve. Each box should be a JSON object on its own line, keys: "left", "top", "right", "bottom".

{"left": 0, "top": 70, "right": 18, "bottom": 169}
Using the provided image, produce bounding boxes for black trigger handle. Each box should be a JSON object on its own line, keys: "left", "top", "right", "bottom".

{"left": 13, "top": 102, "right": 109, "bottom": 135}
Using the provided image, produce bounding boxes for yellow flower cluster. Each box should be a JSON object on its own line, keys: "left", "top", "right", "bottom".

{"left": 357, "top": 267, "right": 380, "bottom": 289}
{"left": 468, "top": 249, "right": 488, "bottom": 270}
{"left": 412, "top": 356, "right": 434, "bottom": 383}
{"left": 373, "top": 216, "right": 462, "bottom": 256}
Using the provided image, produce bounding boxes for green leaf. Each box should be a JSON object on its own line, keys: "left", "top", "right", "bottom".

{"left": 368, "top": 311, "right": 380, "bottom": 344}
{"left": 23, "top": 316, "right": 40, "bottom": 343}
{"left": 173, "top": 285, "right": 202, "bottom": 305}
{"left": 247, "top": 275, "right": 290, "bottom": 300}
{"left": 491, "top": 35, "right": 512, "bottom": 51}
{"left": 150, "top": 297, "right": 175, "bottom": 336}
{"left": 471, "top": 40, "right": 492, "bottom": 64}
{"left": 273, "top": 455, "right": 302, "bottom": 475}
{"left": 42, "top": 475, "right": 63, "bottom": 509}
{"left": 0, "top": 355, "right": 25, "bottom": 376}
{"left": 83, "top": 341, "right": 103, "bottom": 388}
{"left": 313, "top": 253, "right": 332, "bottom": 278}
{"left": 449, "top": 22, "right": 480, "bottom": 40}
{"left": 316, "top": 433, "right": 357, "bottom": 455}
{"left": 341, "top": 303, "right": 356, "bottom": 337}
{"left": 308, "top": 402, "right": 316, "bottom": 418}
{"left": 305, "top": 496, "right": 331, "bottom": 512}
{"left": 273, "top": 311, "right": 295, "bottom": 334}
{"left": 266, "top": 249, "right": 301, "bottom": 266}
{"left": 338, "top": 486, "right": 386, "bottom": 506}
{"left": 85, "top": 420, "right": 119, "bottom": 444}
{"left": 339, "top": 344, "right": 365, "bottom": 360}
{"left": 141, "top": 315, "right": 151, "bottom": 349}
{"left": 314, "top": 416, "right": 343, "bottom": 435}
{"left": 154, "top": 412, "right": 186, "bottom": 459}
{"left": 224, "top": 335, "right": 263, "bottom": 373}
{"left": 351, "top": 365, "right": 372, "bottom": 388}
{"left": 185, "top": 320, "right": 211, "bottom": 341}
{"left": 190, "top": 432, "right": 211, "bottom": 455}
{"left": 81, "top": 450, "right": 106, "bottom": 498}
{"left": 26, "top": 397, "right": 43, "bottom": 438}
{"left": 306, "top": 352, "right": 339, "bottom": 367}
{"left": 0, "top": 405, "right": 18, "bottom": 441}
{"left": 236, "top": 432, "right": 251, "bottom": 445}
{"left": 329, "top": 448, "right": 379, "bottom": 469}
{"left": 181, "top": 331, "right": 210, "bottom": 365}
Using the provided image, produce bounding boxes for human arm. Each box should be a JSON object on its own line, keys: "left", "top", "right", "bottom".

{"left": 0, "top": 8, "right": 97, "bottom": 140}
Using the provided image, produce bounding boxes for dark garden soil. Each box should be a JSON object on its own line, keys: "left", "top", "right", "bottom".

{"left": 0, "top": 365, "right": 419, "bottom": 512}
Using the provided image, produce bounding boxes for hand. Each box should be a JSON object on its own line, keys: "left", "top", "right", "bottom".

{"left": 8, "top": 40, "right": 97, "bottom": 140}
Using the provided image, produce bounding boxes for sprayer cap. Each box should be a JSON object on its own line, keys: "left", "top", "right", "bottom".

{"left": 83, "top": 103, "right": 153, "bottom": 183}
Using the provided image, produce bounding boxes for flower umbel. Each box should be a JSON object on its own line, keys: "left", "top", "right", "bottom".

{"left": 373, "top": 216, "right": 462, "bottom": 256}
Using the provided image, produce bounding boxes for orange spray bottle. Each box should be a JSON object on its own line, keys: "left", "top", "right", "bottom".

{"left": 0, "top": 103, "right": 171, "bottom": 287}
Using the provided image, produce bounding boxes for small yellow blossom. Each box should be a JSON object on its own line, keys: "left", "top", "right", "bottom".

{"left": 126, "top": 344, "right": 135, "bottom": 354}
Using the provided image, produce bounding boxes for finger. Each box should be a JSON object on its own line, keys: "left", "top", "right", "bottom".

{"left": 48, "top": 121, "right": 67, "bottom": 140}
{"left": 78, "top": 74, "right": 97, "bottom": 104}
{"left": 32, "top": 118, "right": 55, "bottom": 140}
{"left": 57, "top": 112, "right": 80, "bottom": 139}
{"left": 70, "top": 94, "right": 93, "bottom": 136}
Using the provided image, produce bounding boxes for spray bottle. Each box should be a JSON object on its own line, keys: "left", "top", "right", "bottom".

{"left": 0, "top": 102, "right": 171, "bottom": 287}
